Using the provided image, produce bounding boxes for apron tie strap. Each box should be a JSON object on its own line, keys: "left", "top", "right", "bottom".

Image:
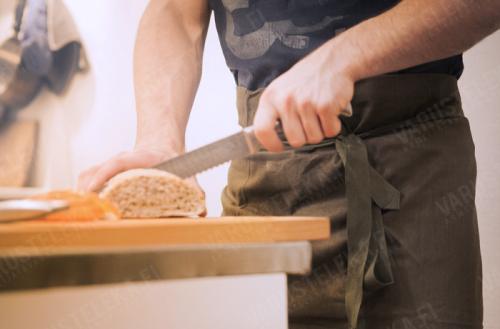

{"left": 335, "top": 134, "right": 400, "bottom": 329}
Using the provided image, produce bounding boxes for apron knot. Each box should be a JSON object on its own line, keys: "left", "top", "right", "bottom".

{"left": 335, "top": 134, "right": 400, "bottom": 329}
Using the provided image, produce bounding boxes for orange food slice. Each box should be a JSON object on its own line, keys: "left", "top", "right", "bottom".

{"left": 30, "top": 190, "right": 121, "bottom": 221}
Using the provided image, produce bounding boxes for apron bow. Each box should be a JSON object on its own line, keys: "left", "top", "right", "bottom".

{"left": 335, "top": 134, "right": 400, "bottom": 329}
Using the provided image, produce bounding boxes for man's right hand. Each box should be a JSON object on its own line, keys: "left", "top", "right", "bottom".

{"left": 77, "top": 148, "right": 203, "bottom": 194}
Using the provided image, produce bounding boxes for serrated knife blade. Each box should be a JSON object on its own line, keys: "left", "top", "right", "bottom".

{"left": 155, "top": 102, "right": 353, "bottom": 178}
{"left": 155, "top": 126, "right": 260, "bottom": 178}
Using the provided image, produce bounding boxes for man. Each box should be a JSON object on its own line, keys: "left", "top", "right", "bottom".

{"left": 78, "top": 1, "right": 500, "bottom": 328}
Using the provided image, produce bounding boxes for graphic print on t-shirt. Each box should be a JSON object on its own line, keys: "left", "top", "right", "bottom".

{"left": 209, "top": 0, "right": 464, "bottom": 90}
{"left": 221, "top": 0, "right": 353, "bottom": 60}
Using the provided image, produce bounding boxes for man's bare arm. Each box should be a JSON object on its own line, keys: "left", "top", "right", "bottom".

{"left": 332, "top": 0, "right": 500, "bottom": 81}
{"left": 254, "top": 0, "right": 500, "bottom": 151}
{"left": 134, "top": 0, "right": 210, "bottom": 154}
{"left": 78, "top": 0, "right": 210, "bottom": 192}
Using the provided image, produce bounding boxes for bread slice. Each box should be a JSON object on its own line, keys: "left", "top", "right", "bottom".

{"left": 100, "top": 169, "right": 206, "bottom": 218}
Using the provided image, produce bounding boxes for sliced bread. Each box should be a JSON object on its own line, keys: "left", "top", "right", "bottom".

{"left": 100, "top": 169, "right": 206, "bottom": 218}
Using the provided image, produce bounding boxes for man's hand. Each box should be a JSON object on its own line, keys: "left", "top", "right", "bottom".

{"left": 254, "top": 0, "right": 500, "bottom": 152}
{"left": 77, "top": 148, "right": 203, "bottom": 194}
{"left": 253, "top": 44, "right": 354, "bottom": 152}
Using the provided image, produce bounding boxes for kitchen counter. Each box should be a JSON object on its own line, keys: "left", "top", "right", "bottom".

{"left": 0, "top": 216, "right": 330, "bottom": 329}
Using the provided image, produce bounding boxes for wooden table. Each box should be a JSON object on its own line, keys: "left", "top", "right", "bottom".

{"left": 0, "top": 216, "right": 330, "bottom": 329}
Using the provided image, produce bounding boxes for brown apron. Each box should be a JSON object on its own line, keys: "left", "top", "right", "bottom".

{"left": 222, "top": 74, "right": 483, "bottom": 329}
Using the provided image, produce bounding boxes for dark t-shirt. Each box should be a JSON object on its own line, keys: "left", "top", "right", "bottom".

{"left": 208, "top": 0, "right": 464, "bottom": 90}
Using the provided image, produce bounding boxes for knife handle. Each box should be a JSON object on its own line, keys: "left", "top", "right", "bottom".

{"left": 244, "top": 102, "right": 352, "bottom": 150}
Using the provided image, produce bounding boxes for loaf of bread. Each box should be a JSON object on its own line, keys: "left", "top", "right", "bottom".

{"left": 31, "top": 190, "right": 120, "bottom": 221}
{"left": 100, "top": 169, "right": 206, "bottom": 218}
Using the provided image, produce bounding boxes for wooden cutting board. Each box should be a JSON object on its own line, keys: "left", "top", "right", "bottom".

{"left": 0, "top": 216, "right": 330, "bottom": 251}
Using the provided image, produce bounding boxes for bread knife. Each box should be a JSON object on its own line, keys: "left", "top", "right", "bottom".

{"left": 155, "top": 103, "right": 353, "bottom": 178}
{"left": 155, "top": 126, "right": 260, "bottom": 178}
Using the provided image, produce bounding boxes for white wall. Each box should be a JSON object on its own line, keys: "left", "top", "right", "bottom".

{"left": 10, "top": 0, "right": 500, "bottom": 327}
{"left": 19, "top": 0, "right": 237, "bottom": 216}
{"left": 459, "top": 31, "right": 500, "bottom": 329}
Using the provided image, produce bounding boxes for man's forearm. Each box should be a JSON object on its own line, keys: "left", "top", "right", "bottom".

{"left": 134, "top": 0, "right": 210, "bottom": 154}
{"left": 328, "top": 0, "right": 500, "bottom": 81}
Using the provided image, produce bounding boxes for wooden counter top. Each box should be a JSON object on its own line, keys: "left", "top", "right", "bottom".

{"left": 0, "top": 216, "right": 330, "bottom": 252}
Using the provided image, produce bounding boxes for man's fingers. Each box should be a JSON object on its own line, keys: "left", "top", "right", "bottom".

{"left": 279, "top": 102, "right": 307, "bottom": 148}
{"left": 297, "top": 103, "right": 325, "bottom": 144}
{"left": 330, "top": 116, "right": 342, "bottom": 138}
{"left": 85, "top": 153, "right": 151, "bottom": 192}
{"left": 254, "top": 102, "right": 284, "bottom": 152}
{"left": 318, "top": 105, "right": 342, "bottom": 138}
{"left": 86, "top": 162, "right": 124, "bottom": 192}
{"left": 77, "top": 165, "right": 101, "bottom": 192}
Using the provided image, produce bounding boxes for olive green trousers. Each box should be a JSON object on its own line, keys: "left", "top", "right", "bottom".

{"left": 222, "top": 74, "right": 483, "bottom": 329}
